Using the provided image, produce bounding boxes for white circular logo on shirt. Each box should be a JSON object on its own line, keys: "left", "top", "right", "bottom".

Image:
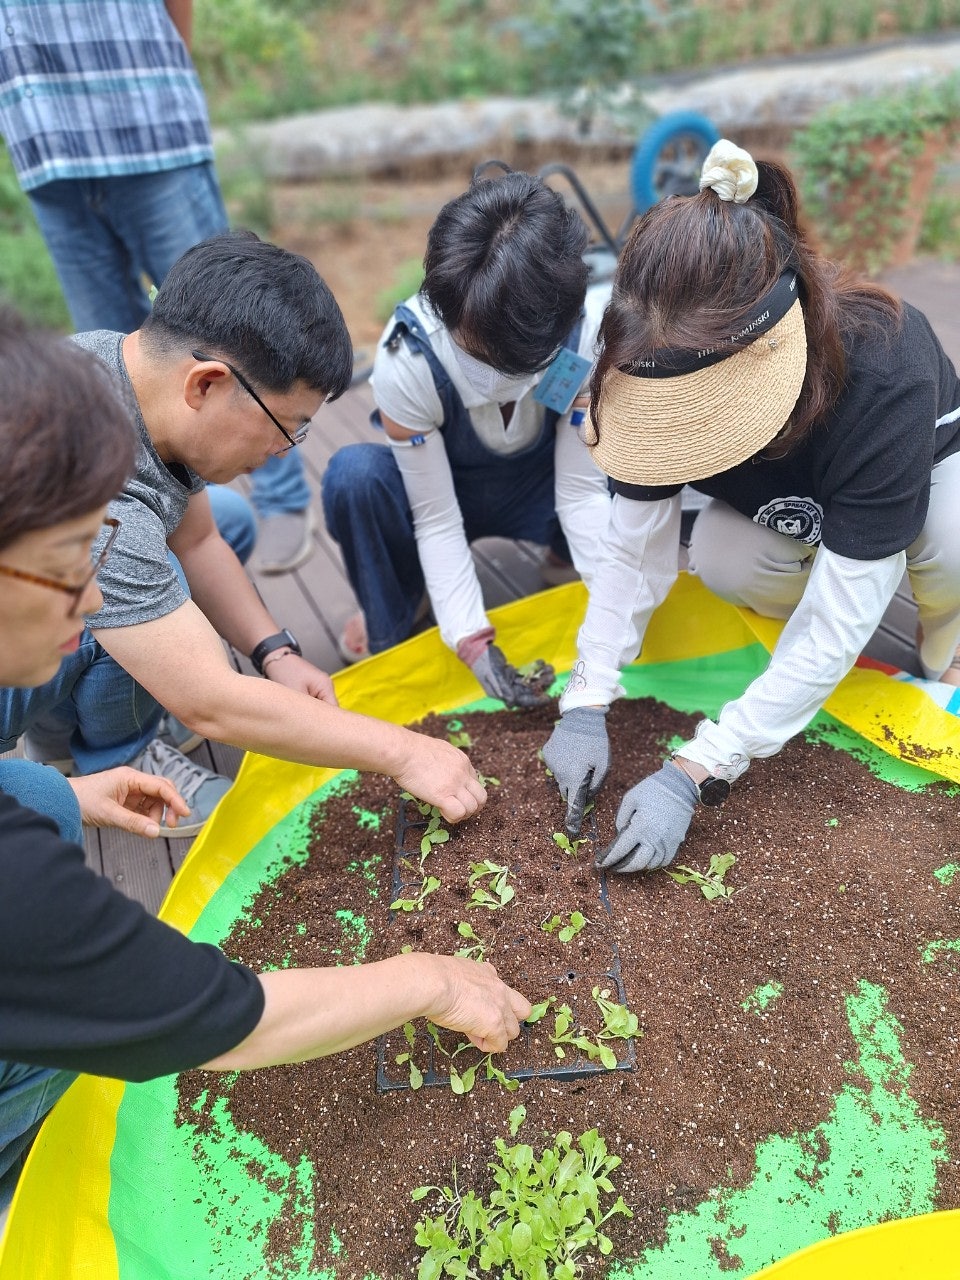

{"left": 755, "top": 496, "right": 822, "bottom": 543}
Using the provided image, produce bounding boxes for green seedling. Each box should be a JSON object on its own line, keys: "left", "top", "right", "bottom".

{"left": 541, "top": 911, "right": 588, "bottom": 942}
{"left": 412, "top": 1128, "right": 632, "bottom": 1279}
{"left": 508, "top": 1105, "right": 526, "bottom": 1136}
{"left": 418, "top": 811, "right": 450, "bottom": 857}
{"left": 666, "top": 852, "right": 737, "bottom": 901}
{"left": 552, "top": 831, "right": 588, "bottom": 856}
{"left": 454, "top": 920, "right": 488, "bottom": 961}
{"left": 545, "top": 990, "right": 639, "bottom": 1070}
{"left": 399, "top": 789, "right": 437, "bottom": 818}
{"left": 477, "top": 773, "right": 501, "bottom": 787}
{"left": 395, "top": 1022, "right": 425, "bottom": 1089}
{"left": 592, "top": 986, "right": 641, "bottom": 1042}
{"left": 390, "top": 874, "right": 441, "bottom": 913}
{"left": 467, "top": 860, "right": 515, "bottom": 910}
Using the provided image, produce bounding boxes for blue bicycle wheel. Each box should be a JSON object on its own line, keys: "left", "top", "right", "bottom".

{"left": 629, "top": 111, "right": 720, "bottom": 214}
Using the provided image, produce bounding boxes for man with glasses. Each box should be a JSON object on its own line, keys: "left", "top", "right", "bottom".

{"left": 322, "top": 168, "right": 614, "bottom": 704}
{"left": 0, "top": 230, "right": 488, "bottom": 834}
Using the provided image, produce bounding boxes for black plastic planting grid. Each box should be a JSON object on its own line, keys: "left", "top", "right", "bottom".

{"left": 376, "top": 795, "right": 637, "bottom": 1092}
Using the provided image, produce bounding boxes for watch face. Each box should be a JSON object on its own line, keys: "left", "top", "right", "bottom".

{"left": 699, "top": 776, "right": 731, "bottom": 807}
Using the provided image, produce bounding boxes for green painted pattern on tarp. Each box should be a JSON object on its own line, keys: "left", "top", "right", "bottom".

{"left": 334, "top": 908, "right": 371, "bottom": 961}
{"left": 608, "top": 981, "right": 947, "bottom": 1280}
{"left": 934, "top": 862, "right": 960, "bottom": 884}
{"left": 352, "top": 805, "right": 383, "bottom": 831}
{"left": 921, "top": 938, "right": 960, "bottom": 965}
{"left": 107, "top": 649, "right": 955, "bottom": 1280}
{"left": 742, "top": 981, "right": 783, "bottom": 1014}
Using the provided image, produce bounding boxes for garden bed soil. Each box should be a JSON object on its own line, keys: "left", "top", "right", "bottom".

{"left": 177, "top": 698, "right": 960, "bottom": 1278}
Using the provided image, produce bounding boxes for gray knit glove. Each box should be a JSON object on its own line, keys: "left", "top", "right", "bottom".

{"left": 469, "top": 645, "right": 554, "bottom": 710}
{"left": 595, "top": 761, "right": 698, "bottom": 873}
{"left": 542, "top": 706, "right": 610, "bottom": 836}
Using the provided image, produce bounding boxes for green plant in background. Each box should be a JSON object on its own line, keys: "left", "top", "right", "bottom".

{"left": 919, "top": 185, "right": 960, "bottom": 259}
{"left": 215, "top": 136, "right": 275, "bottom": 239}
{"left": 412, "top": 1128, "right": 632, "bottom": 1280}
{"left": 792, "top": 74, "right": 960, "bottom": 274}
{"left": 666, "top": 852, "right": 737, "bottom": 901}
{"left": 375, "top": 255, "right": 425, "bottom": 324}
{"left": 194, "top": 0, "right": 317, "bottom": 123}
{"left": 511, "top": 0, "right": 685, "bottom": 133}
{"left": 0, "top": 148, "right": 70, "bottom": 330}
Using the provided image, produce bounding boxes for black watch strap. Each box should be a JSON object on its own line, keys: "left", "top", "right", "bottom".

{"left": 696, "top": 775, "right": 730, "bottom": 807}
{"left": 672, "top": 757, "right": 731, "bottom": 808}
{"left": 250, "top": 628, "right": 301, "bottom": 675}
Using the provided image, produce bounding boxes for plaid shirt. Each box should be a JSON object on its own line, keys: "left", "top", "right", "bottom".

{"left": 0, "top": 1, "right": 214, "bottom": 190}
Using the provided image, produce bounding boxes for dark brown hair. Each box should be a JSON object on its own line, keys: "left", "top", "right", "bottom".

{"left": 0, "top": 308, "right": 137, "bottom": 551}
{"left": 422, "top": 168, "right": 589, "bottom": 375}
{"left": 592, "top": 159, "right": 902, "bottom": 455}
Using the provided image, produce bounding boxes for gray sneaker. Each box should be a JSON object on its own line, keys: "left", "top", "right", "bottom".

{"left": 129, "top": 739, "right": 232, "bottom": 838}
{"left": 255, "top": 508, "right": 315, "bottom": 575}
{"left": 156, "top": 712, "right": 204, "bottom": 755}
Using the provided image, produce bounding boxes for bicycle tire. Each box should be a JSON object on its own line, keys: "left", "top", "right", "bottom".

{"left": 629, "top": 110, "right": 720, "bottom": 214}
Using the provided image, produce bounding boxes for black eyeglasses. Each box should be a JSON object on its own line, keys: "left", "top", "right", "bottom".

{"left": 0, "top": 517, "right": 121, "bottom": 618}
{"left": 191, "top": 350, "right": 309, "bottom": 452}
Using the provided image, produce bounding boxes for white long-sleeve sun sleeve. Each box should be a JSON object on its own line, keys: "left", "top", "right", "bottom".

{"left": 678, "top": 546, "right": 907, "bottom": 777}
{"left": 388, "top": 429, "right": 490, "bottom": 650}
{"left": 552, "top": 414, "right": 613, "bottom": 589}
{"left": 560, "top": 492, "right": 683, "bottom": 712}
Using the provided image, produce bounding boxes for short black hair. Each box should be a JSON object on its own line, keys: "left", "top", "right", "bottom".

{"left": 422, "top": 169, "right": 589, "bottom": 376}
{"left": 142, "top": 230, "right": 353, "bottom": 400}
{"left": 0, "top": 308, "right": 136, "bottom": 551}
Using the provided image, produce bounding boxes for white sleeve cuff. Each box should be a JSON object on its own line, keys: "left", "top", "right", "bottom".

{"left": 677, "top": 546, "right": 906, "bottom": 773}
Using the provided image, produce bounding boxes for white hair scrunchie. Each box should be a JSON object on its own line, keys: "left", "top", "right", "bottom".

{"left": 699, "top": 139, "right": 759, "bottom": 204}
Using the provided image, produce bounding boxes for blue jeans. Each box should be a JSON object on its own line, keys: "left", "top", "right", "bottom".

{"left": 0, "top": 760, "right": 82, "bottom": 843}
{"left": 28, "top": 163, "right": 309, "bottom": 517}
{"left": 323, "top": 442, "right": 560, "bottom": 652}
{"left": 0, "top": 1062, "right": 76, "bottom": 1214}
{"left": 0, "top": 487, "right": 253, "bottom": 775}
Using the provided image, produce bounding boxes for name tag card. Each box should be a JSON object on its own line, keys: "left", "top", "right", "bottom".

{"left": 533, "top": 347, "right": 593, "bottom": 415}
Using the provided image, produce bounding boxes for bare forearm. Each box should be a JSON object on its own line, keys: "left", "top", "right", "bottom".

{"left": 204, "top": 954, "right": 443, "bottom": 1068}
{"left": 180, "top": 538, "right": 279, "bottom": 656}
{"left": 203, "top": 950, "right": 530, "bottom": 1069}
{"left": 164, "top": 0, "right": 193, "bottom": 47}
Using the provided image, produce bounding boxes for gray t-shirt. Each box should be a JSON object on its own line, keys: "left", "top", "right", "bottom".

{"left": 73, "top": 330, "right": 206, "bottom": 628}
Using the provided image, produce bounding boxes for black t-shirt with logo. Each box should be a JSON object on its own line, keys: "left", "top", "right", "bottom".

{"left": 614, "top": 304, "right": 960, "bottom": 560}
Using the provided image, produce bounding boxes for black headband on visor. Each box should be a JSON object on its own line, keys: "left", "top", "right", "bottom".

{"left": 624, "top": 270, "right": 800, "bottom": 379}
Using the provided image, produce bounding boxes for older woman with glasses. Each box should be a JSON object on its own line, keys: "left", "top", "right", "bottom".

{"left": 0, "top": 309, "right": 530, "bottom": 1223}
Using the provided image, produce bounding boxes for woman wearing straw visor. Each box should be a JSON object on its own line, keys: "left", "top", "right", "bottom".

{"left": 0, "top": 311, "right": 529, "bottom": 1219}
{"left": 543, "top": 141, "right": 960, "bottom": 873}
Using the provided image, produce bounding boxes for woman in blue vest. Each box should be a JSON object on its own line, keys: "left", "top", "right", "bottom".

{"left": 322, "top": 168, "right": 613, "bottom": 708}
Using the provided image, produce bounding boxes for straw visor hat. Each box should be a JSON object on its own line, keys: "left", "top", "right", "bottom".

{"left": 587, "top": 269, "right": 807, "bottom": 486}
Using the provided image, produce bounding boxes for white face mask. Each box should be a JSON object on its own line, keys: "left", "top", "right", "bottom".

{"left": 449, "top": 339, "right": 537, "bottom": 404}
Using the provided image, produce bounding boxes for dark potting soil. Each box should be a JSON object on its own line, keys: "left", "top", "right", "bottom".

{"left": 177, "top": 698, "right": 960, "bottom": 1278}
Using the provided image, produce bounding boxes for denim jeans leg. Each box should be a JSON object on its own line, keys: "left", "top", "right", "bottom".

{"left": 0, "top": 760, "right": 83, "bottom": 843}
{"left": 27, "top": 179, "right": 150, "bottom": 333}
{"left": 322, "top": 443, "right": 426, "bottom": 652}
{"left": 0, "top": 1062, "right": 77, "bottom": 1214}
{"left": 206, "top": 485, "right": 257, "bottom": 564}
{"left": 0, "top": 633, "right": 162, "bottom": 776}
{"left": 248, "top": 451, "right": 312, "bottom": 519}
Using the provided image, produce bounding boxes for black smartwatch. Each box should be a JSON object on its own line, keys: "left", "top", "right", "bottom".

{"left": 250, "top": 628, "right": 301, "bottom": 676}
{"left": 672, "top": 757, "right": 731, "bottom": 808}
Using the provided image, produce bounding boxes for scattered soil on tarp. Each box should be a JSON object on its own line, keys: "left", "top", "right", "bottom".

{"left": 177, "top": 699, "right": 960, "bottom": 1278}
